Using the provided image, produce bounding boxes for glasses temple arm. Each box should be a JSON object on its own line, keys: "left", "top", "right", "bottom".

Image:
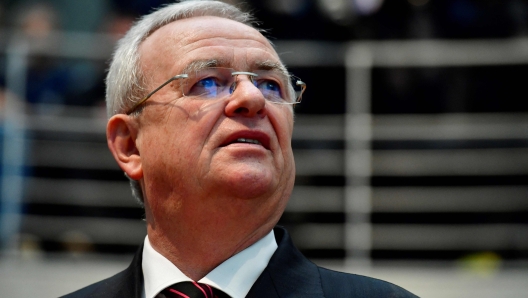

{"left": 129, "top": 74, "right": 189, "bottom": 113}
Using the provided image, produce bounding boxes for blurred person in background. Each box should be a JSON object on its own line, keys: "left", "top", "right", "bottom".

{"left": 5, "top": 1, "right": 110, "bottom": 111}
{"left": 62, "top": 1, "right": 417, "bottom": 297}
{"left": 11, "top": 2, "right": 69, "bottom": 111}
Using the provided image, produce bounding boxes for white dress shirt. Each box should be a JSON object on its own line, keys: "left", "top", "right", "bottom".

{"left": 142, "top": 230, "right": 277, "bottom": 298}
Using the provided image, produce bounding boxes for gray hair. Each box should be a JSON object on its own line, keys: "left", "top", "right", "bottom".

{"left": 106, "top": 0, "right": 259, "bottom": 205}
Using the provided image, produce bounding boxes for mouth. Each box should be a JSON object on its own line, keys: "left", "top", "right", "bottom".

{"left": 234, "top": 138, "right": 262, "bottom": 145}
{"left": 221, "top": 131, "right": 271, "bottom": 150}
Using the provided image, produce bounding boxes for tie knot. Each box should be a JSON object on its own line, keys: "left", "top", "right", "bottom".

{"left": 159, "top": 281, "right": 230, "bottom": 298}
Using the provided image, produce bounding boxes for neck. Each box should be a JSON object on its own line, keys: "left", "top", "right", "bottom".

{"left": 146, "top": 216, "right": 275, "bottom": 281}
{"left": 141, "top": 181, "right": 289, "bottom": 280}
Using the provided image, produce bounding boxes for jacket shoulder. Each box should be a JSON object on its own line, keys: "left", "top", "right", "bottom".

{"left": 318, "top": 267, "right": 419, "bottom": 298}
{"left": 60, "top": 269, "right": 132, "bottom": 298}
{"left": 60, "top": 245, "right": 144, "bottom": 298}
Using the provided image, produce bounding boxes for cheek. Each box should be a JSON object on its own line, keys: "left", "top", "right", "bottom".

{"left": 140, "top": 103, "right": 223, "bottom": 177}
{"left": 267, "top": 106, "right": 295, "bottom": 181}
{"left": 140, "top": 133, "right": 200, "bottom": 206}
{"left": 271, "top": 106, "right": 294, "bottom": 153}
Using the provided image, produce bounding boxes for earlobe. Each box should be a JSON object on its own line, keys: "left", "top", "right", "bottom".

{"left": 106, "top": 115, "right": 143, "bottom": 180}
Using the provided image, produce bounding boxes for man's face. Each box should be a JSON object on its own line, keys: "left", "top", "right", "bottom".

{"left": 134, "top": 16, "right": 295, "bottom": 233}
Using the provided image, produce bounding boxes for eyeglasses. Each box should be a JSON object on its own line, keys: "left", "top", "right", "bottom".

{"left": 126, "top": 67, "right": 306, "bottom": 114}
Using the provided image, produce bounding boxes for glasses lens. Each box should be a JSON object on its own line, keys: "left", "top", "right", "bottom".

{"left": 255, "top": 72, "right": 305, "bottom": 104}
{"left": 181, "top": 67, "right": 304, "bottom": 104}
{"left": 250, "top": 70, "right": 286, "bottom": 103}
{"left": 183, "top": 68, "right": 232, "bottom": 98}
{"left": 253, "top": 70, "right": 303, "bottom": 104}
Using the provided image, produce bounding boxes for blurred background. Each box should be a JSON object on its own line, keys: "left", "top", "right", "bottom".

{"left": 1, "top": 0, "right": 528, "bottom": 297}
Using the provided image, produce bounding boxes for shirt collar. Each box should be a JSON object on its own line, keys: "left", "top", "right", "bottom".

{"left": 142, "top": 230, "right": 277, "bottom": 298}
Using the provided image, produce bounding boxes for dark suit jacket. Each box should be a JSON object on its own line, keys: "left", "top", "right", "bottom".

{"left": 61, "top": 227, "right": 418, "bottom": 298}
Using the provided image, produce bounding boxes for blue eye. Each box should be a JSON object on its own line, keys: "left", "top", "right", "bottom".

{"left": 189, "top": 77, "right": 221, "bottom": 97}
{"left": 198, "top": 78, "right": 217, "bottom": 88}
{"left": 257, "top": 80, "right": 282, "bottom": 101}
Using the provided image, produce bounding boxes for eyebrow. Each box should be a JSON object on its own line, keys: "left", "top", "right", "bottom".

{"left": 255, "top": 60, "right": 290, "bottom": 77}
{"left": 181, "top": 59, "right": 289, "bottom": 77}
{"left": 181, "top": 59, "right": 223, "bottom": 74}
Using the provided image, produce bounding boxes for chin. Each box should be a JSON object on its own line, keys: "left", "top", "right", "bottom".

{"left": 223, "top": 168, "right": 276, "bottom": 199}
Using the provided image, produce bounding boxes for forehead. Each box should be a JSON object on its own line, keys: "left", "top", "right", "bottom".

{"left": 139, "top": 16, "right": 281, "bottom": 75}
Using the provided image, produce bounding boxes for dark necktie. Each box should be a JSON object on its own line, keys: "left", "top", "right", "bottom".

{"left": 159, "top": 281, "right": 231, "bottom": 298}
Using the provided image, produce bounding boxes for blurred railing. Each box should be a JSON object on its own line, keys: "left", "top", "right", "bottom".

{"left": 341, "top": 39, "right": 528, "bottom": 268}
{"left": 1, "top": 31, "right": 527, "bottom": 270}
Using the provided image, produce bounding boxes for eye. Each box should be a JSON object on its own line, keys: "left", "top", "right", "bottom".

{"left": 257, "top": 79, "right": 282, "bottom": 101}
{"left": 196, "top": 77, "right": 218, "bottom": 89}
{"left": 188, "top": 77, "right": 221, "bottom": 97}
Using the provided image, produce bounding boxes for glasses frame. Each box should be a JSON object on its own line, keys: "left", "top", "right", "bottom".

{"left": 125, "top": 68, "right": 306, "bottom": 115}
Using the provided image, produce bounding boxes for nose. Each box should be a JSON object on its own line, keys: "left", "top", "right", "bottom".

{"left": 224, "top": 75, "right": 266, "bottom": 118}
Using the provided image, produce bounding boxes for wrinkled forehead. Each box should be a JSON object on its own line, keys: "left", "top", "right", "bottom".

{"left": 138, "top": 16, "right": 284, "bottom": 77}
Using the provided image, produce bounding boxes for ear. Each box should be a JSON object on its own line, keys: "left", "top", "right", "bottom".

{"left": 106, "top": 114, "right": 143, "bottom": 180}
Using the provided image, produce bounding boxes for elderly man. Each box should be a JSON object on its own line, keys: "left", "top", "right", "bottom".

{"left": 63, "top": 1, "right": 417, "bottom": 297}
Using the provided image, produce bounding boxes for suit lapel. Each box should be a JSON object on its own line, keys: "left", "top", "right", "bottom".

{"left": 246, "top": 227, "right": 324, "bottom": 298}
{"left": 245, "top": 269, "right": 280, "bottom": 298}
{"left": 104, "top": 244, "right": 144, "bottom": 298}
{"left": 121, "top": 244, "right": 144, "bottom": 298}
